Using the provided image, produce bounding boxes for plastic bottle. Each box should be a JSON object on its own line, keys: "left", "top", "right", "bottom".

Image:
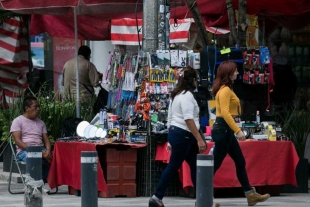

{"left": 103, "top": 109, "right": 108, "bottom": 130}
{"left": 125, "top": 128, "right": 131, "bottom": 143}
{"left": 209, "top": 145, "right": 215, "bottom": 155}
{"left": 256, "top": 110, "right": 260, "bottom": 124}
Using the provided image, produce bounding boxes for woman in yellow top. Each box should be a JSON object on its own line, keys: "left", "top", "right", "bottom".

{"left": 211, "top": 60, "right": 270, "bottom": 206}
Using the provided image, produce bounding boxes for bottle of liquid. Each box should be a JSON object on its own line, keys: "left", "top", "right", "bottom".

{"left": 209, "top": 145, "right": 215, "bottom": 155}
{"left": 256, "top": 110, "right": 260, "bottom": 124}
{"left": 103, "top": 109, "right": 108, "bottom": 130}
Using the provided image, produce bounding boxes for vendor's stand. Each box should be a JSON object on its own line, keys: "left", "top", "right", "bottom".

{"left": 1, "top": 0, "right": 309, "bottom": 199}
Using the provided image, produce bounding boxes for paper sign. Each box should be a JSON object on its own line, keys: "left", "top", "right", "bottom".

{"left": 220, "top": 48, "right": 231, "bottom": 54}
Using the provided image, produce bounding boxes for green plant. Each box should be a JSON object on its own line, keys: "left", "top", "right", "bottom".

{"left": 0, "top": 86, "right": 95, "bottom": 143}
{"left": 277, "top": 104, "right": 310, "bottom": 158}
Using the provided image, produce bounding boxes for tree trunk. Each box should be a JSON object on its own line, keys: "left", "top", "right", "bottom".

{"left": 226, "top": 0, "right": 238, "bottom": 46}
{"left": 238, "top": 0, "right": 247, "bottom": 47}
{"left": 184, "top": 0, "right": 209, "bottom": 48}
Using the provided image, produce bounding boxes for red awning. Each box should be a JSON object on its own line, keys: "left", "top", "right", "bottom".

{"left": 0, "top": 17, "right": 29, "bottom": 104}
{"left": 1, "top": 0, "right": 310, "bottom": 41}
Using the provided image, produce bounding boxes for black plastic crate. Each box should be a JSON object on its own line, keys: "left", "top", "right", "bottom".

{"left": 136, "top": 135, "right": 181, "bottom": 197}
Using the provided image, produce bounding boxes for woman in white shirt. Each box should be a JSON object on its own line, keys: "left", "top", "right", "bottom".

{"left": 149, "top": 67, "right": 207, "bottom": 207}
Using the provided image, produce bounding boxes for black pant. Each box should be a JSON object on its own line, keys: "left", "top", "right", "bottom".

{"left": 155, "top": 126, "right": 198, "bottom": 199}
{"left": 211, "top": 117, "right": 252, "bottom": 192}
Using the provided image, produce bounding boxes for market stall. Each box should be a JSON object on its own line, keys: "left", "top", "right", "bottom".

{"left": 48, "top": 141, "right": 147, "bottom": 197}
{"left": 156, "top": 141, "right": 299, "bottom": 192}
{"left": 2, "top": 0, "right": 309, "bottom": 199}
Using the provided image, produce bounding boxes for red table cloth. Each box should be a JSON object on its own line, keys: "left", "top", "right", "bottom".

{"left": 47, "top": 141, "right": 146, "bottom": 192}
{"left": 156, "top": 141, "right": 299, "bottom": 189}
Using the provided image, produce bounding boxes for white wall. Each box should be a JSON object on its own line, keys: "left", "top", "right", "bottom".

{"left": 89, "top": 40, "right": 115, "bottom": 91}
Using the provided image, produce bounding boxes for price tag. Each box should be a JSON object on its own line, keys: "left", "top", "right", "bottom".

{"left": 220, "top": 48, "right": 231, "bottom": 54}
{"left": 159, "top": 5, "right": 165, "bottom": 13}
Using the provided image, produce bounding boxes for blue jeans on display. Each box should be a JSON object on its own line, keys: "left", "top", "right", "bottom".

{"left": 16, "top": 147, "right": 50, "bottom": 184}
{"left": 154, "top": 125, "right": 198, "bottom": 200}
{"left": 211, "top": 117, "right": 252, "bottom": 192}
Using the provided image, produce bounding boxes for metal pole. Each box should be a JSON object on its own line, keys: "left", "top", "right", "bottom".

{"left": 196, "top": 154, "right": 214, "bottom": 207}
{"left": 25, "top": 146, "right": 42, "bottom": 207}
{"left": 165, "top": 0, "right": 170, "bottom": 49}
{"left": 81, "top": 151, "right": 98, "bottom": 207}
{"left": 158, "top": 0, "right": 166, "bottom": 50}
{"left": 74, "top": 6, "right": 81, "bottom": 118}
{"left": 142, "top": 0, "right": 158, "bottom": 51}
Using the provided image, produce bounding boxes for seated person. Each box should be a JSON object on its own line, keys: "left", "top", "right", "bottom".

{"left": 10, "top": 96, "right": 52, "bottom": 184}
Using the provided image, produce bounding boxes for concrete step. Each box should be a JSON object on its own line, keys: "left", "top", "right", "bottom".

{"left": 0, "top": 170, "right": 25, "bottom": 183}
{"left": 0, "top": 162, "right": 24, "bottom": 183}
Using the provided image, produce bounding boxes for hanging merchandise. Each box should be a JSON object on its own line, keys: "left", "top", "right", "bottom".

{"left": 242, "top": 47, "right": 270, "bottom": 85}
{"left": 97, "top": 46, "right": 189, "bottom": 143}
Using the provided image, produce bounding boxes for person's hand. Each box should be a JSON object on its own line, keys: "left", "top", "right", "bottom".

{"left": 42, "top": 150, "right": 52, "bottom": 164}
{"left": 97, "top": 72, "right": 103, "bottom": 79}
{"left": 166, "top": 143, "right": 172, "bottom": 154}
{"left": 236, "top": 130, "right": 246, "bottom": 141}
{"left": 197, "top": 139, "right": 207, "bottom": 154}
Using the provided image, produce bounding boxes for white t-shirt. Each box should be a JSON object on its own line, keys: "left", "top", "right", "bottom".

{"left": 167, "top": 91, "right": 200, "bottom": 132}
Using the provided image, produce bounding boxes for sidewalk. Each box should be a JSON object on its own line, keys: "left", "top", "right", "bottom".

{"left": 0, "top": 162, "right": 309, "bottom": 207}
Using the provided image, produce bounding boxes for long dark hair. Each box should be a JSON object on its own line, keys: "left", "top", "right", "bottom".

{"left": 212, "top": 60, "right": 236, "bottom": 97}
{"left": 171, "top": 67, "right": 197, "bottom": 101}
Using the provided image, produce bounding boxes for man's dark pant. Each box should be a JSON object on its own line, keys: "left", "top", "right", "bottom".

{"left": 16, "top": 147, "right": 50, "bottom": 183}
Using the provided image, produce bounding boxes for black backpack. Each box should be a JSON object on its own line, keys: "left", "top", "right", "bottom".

{"left": 93, "top": 85, "right": 109, "bottom": 115}
{"left": 60, "top": 117, "right": 83, "bottom": 138}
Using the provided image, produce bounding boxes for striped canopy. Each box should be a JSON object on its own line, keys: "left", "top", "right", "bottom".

{"left": 0, "top": 17, "right": 29, "bottom": 105}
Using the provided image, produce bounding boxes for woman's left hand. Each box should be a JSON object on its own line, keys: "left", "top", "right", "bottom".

{"left": 166, "top": 143, "right": 172, "bottom": 154}
{"left": 197, "top": 139, "right": 207, "bottom": 154}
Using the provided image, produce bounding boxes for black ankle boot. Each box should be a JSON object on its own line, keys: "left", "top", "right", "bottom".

{"left": 149, "top": 198, "right": 165, "bottom": 207}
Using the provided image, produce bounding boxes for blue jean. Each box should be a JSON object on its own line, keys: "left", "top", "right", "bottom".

{"left": 154, "top": 125, "right": 198, "bottom": 200}
{"left": 211, "top": 117, "right": 251, "bottom": 192}
{"left": 16, "top": 147, "right": 50, "bottom": 184}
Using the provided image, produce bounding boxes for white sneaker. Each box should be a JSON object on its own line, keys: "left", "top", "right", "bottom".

{"left": 42, "top": 184, "right": 51, "bottom": 193}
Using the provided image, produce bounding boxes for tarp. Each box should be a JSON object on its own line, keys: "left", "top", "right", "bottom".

{"left": 0, "top": 0, "right": 143, "bottom": 15}
{"left": 0, "top": 17, "right": 29, "bottom": 104}
{"left": 110, "top": 18, "right": 230, "bottom": 46}
{"left": 2, "top": 0, "right": 310, "bottom": 40}
{"left": 111, "top": 18, "right": 192, "bottom": 45}
{"left": 0, "top": 0, "right": 228, "bottom": 40}
{"left": 9, "top": 0, "right": 310, "bottom": 40}
{"left": 205, "top": 26, "right": 230, "bottom": 35}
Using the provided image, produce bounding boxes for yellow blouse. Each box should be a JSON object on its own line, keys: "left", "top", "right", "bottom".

{"left": 215, "top": 86, "right": 241, "bottom": 133}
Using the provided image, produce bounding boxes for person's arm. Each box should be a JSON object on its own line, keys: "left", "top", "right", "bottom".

{"left": 181, "top": 93, "right": 206, "bottom": 153}
{"left": 42, "top": 133, "right": 51, "bottom": 155}
{"left": 167, "top": 100, "right": 172, "bottom": 129}
{"left": 61, "top": 66, "right": 66, "bottom": 87}
{"left": 88, "top": 63, "right": 100, "bottom": 87}
{"left": 218, "top": 87, "right": 241, "bottom": 133}
{"left": 12, "top": 131, "right": 27, "bottom": 150}
{"left": 10, "top": 118, "right": 27, "bottom": 150}
{"left": 218, "top": 87, "right": 245, "bottom": 140}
